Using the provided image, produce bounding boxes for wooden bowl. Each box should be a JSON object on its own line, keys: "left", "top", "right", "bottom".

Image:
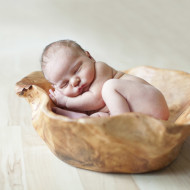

{"left": 15, "top": 66, "right": 190, "bottom": 173}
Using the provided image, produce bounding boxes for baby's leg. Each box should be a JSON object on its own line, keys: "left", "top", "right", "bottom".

{"left": 102, "top": 79, "right": 131, "bottom": 116}
{"left": 52, "top": 107, "right": 109, "bottom": 119}
{"left": 52, "top": 107, "right": 88, "bottom": 119}
{"left": 102, "top": 79, "right": 169, "bottom": 120}
{"left": 90, "top": 112, "right": 110, "bottom": 117}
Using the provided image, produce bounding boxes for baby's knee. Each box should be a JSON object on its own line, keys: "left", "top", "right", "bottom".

{"left": 102, "top": 79, "right": 118, "bottom": 97}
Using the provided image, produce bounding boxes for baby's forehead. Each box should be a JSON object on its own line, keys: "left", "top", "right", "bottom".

{"left": 47, "top": 47, "right": 82, "bottom": 68}
{"left": 43, "top": 45, "right": 85, "bottom": 73}
{"left": 53, "top": 44, "right": 82, "bottom": 55}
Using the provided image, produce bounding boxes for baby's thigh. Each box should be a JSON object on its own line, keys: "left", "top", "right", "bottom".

{"left": 102, "top": 79, "right": 169, "bottom": 119}
{"left": 102, "top": 79, "right": 157, "bottom": 107}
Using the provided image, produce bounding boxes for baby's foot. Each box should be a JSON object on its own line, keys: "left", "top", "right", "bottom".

{"left": 90, "top": 112, "right": 109, "bottom": 117}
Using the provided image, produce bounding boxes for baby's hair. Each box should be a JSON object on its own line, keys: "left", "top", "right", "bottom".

{"left": 41, "top": 39, "right": 85, "bottom": 76}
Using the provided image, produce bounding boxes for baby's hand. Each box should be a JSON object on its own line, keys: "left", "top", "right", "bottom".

{"left": 49, "top": 88, "right": 68, "bottom": 108}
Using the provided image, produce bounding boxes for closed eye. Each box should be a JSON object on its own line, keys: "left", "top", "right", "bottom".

{"left": 60, "top": 81, "right": 69, "bottom": 88}
{"left": 73, "top": 64, "right": 82, "bottom": 74}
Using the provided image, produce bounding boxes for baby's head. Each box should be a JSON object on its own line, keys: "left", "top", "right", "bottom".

{"left": 41, "top": 40, "right": 86, "bottom": 78}
{"left": 41, "top": 40, "right": 96, "bottom": 97}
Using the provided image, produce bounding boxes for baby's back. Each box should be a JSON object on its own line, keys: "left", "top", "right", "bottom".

{"left": 119, "top": 73, "right": 151, "bottom": 85}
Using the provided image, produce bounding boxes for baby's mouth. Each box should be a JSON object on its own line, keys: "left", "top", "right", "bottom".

{"left": 79, "top": 84, "right": 89, "bottom": 93}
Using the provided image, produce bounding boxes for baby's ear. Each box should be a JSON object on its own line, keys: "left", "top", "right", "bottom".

{"left": 85, "top": 51, "right": 91, "bottom": 57}
{"left": 85, "top": 51, "right": 94, "bottom": 60}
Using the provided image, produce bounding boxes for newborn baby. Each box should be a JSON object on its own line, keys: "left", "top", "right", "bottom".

{"left": 41, "top": 40, "right": 169, "bottom": 120}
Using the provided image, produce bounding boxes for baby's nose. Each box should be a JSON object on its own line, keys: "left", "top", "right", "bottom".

{"left": 71, "top": 77, "right": 80, "bottom": 87}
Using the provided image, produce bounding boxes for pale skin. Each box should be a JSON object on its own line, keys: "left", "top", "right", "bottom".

{"left": 44, "top": 46, "right": 169, "bottom": 120}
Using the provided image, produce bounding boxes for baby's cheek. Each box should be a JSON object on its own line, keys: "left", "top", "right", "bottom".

{"left": 61, "top": 87, "right": 73, "bottom": 97}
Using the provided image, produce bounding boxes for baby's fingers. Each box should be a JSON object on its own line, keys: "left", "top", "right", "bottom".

{"left": 49, "top": 89, "right": 55, "bottom": 95}
{"left": 49, "top": 94, "right": 57, "bottom": 103}
{"left": 49, "top": 89, "right": 57, "bottom": 103}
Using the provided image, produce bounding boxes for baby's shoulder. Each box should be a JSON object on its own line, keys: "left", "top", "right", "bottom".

{"left": 95, "top": 61, "right": 110, "bottom": 69}
{"left": 95, "top": 61, "right": 113, "bottom": 75}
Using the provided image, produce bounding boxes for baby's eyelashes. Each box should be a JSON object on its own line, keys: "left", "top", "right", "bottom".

{"left": 61, "top": 81, "right": 69, "bottom": 88}
{"left": 74, "top": 67, "right": 81, "bottom": 74}
{"left": 53, "top": 82, "right": 68, "bottom": 89}
{"left": 52, "top": 77, "right": 81, "bottom": 90}
{"left": 73, "top": 64, "right": 82, "bottom": 74}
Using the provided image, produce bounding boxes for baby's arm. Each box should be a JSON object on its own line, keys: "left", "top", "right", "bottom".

{"left": 62, "top": 89, "right": 105, "bottom": 111}
{"left": 49, "top": 88, "right": 105, "bottom": 112}
{"left": 50, "top": 89, "right": 110, "bottom": 118}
